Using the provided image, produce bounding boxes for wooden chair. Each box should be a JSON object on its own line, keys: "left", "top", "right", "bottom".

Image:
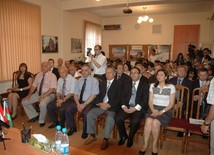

{"left": 186, "top": 88, "right": 209, "bottom": 152}
{"left": 95, "top": 113, "right": 117, "bottom": 139}
{"left": 160, "top": 84, "right": 190, "bottom": 154}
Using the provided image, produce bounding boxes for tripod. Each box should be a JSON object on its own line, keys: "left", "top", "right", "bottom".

{"left": 0, "top": 132, "right": 11, "bottom": 150}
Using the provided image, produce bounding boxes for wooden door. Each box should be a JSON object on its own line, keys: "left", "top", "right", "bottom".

{"left": 173, "top": 25, "right": 200, "bottom": 60}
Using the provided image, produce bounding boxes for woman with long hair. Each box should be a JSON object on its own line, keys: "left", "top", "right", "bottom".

{"left": 139, "top": 69, "right": 175, "bottom": 155}
{"left": 7, "top": 63, "right": 33, "bottom": 120}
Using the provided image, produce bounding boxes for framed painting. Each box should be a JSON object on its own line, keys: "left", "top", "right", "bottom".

{"left": 129, "top": 45, "right": 144, "bottom": 61}
{"left": 109, "top": 45, "right": 128, "bottom": 60}
{"left": 42, "top": 35, "right": 58, "bottom": 53}
{"left": 71, "top": 38, "right": 82, "bottom": 53}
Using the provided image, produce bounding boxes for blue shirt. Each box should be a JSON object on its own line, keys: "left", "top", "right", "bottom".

{"left": 74, "top": 75, "right": 99, "bottom": 101}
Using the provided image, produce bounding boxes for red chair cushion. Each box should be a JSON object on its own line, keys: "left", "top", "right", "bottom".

{"left": 187, "top": 123, "right": 201, "bottom": 132}
{"left": 168, "top": 118, "right": 189, "bottom": 128}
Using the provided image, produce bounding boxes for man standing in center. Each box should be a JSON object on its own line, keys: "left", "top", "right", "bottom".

{"left": 84, "top": 66, "right": 122, "bottom": 150}
{"left": 88, "top": 45, "right": 107, "bottom": 81}
{"left": 73, "top": 64, "right": 99, "bottom": 139}
{"left": 115, "top": 67, "right": 149, "bottom": 148}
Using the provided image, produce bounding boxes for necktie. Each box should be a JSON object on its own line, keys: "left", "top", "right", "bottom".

{"left": 79, "top": 78, "right": 87, "bottom": 103}
{"left": 38, "top": 74, "right": 45, "bottom": 96}
{"left": 177, "top": 78, "right": 181, "bottom": 84}
{"left": 61, "top": 79, "right": 66, "bottom": 99}
{"left": 103, "top": 81, "right": 111, "bottom": 103}
{"left": 129, "top": 82, "right": 136, "bottom": 107}
{"left": 117, "top": 74, "right": 121, "bottom": 80}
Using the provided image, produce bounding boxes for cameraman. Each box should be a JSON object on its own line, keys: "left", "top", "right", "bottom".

{"left": 88, "top": 45, "right": 107, "bottom": 81}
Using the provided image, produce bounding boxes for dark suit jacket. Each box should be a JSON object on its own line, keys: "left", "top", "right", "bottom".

{"left": 120, "top": 78, "right": 149, "bottom": 113}
{"left": 94, "top": 79, "right": 122, "bottom": 112}
{"left": 169, "top": 77, "right": 193, "bottom": 92}
{"left": 169, "top": 77, "right": 193, "bottom": 111}
{"left": 192, "top": 79, "right": 201, "bottom": 95}
{"left": 52, "top": 67, "right": 60, "bottom": 80}
{"left": 148, "top": 74, "right": 156, "bottom": 84}
{"left": 115, "top": 73, "right": 132, "bottom": 89}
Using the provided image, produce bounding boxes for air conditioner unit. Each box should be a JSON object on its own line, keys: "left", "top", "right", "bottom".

{"left": 103, "top": 24, "right": 121, "bottom": 30}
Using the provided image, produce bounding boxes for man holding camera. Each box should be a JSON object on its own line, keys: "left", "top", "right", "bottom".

{"left": 88, "top": 45, "right": 107, "bottom": 81}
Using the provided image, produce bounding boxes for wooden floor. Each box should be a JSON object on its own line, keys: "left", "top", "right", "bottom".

{"left": 5, "top": 113, "right": 210, "bottom": 155}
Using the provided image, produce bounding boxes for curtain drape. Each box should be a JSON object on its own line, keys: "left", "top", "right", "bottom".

{"left": 0, "top": 0, "right": 41, "bottom": 81}
{"left": 84, "top": 21, "right": 101, "bottom": 57}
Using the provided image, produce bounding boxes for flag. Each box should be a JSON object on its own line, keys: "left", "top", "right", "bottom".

{"left": 0, "top": 105, "right": 9, "bottom": 124}
{"left": 3, "top": 101, "right": 13, "bottom": 127}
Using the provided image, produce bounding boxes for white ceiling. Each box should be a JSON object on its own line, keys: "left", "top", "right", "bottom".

{"left": 61, "top": 0, "right": 214, "bottom": 17}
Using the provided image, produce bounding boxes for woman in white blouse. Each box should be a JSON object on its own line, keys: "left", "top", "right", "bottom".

{"left": 139, "top": 69, "right": 175, "bottom": 155}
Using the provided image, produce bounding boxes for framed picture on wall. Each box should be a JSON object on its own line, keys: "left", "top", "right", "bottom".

{"left": 148, "top": 44, "right": 171, "bottom": 61}
{"left": 42, "top": 35, "right": 58, "bottom": 53}
{"left": 71, "top": 38, "right": 82, "bottom": 53}
{"left": 130, "top": 45, "right": 144, "bottom": 61}
{"left": 109, "top": 45, "right": 128, "bottom": 60}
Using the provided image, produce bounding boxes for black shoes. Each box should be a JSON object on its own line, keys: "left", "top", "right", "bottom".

{"left": 81, "top": 133, "right": 88, "bottom": 139}
{"left": 39, "top": 123, "right": 45, "bottom": 127}
{"left": 118, "top": 137, "right": 128, "bottom": 145}
{"left": 48, "top": 122, "right": 59, "bottom": 129}
{"left": 28, "top": 115, "right": 39, "bottom": 123}
{"left": 127, "top": 138, "right": 133, "bottom": 147}
{"left": 152, "top": 152, "right": 158, "bottom": 155}
{"left": 139, "top": 151, "right": 146, "bottom": 155}
{"left": 67, "top": 128, "right": 77, "bottom": 136}
{"left": 177, "top": 132, "right": 184, "bottom": 137}
{"left": 12, "top": 114, "right": 17, "bottom": 120}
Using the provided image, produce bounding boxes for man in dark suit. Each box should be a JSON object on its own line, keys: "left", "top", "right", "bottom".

{"left": 115, "top": 63, "right": 132, "bottom": 88}
{"left": 169, "top": 65, "right": 193, "bottom": 137}
{"left": 48, "top": 58, "right": 60, "bottom": 80}
{"left": 84, "top": 66, "right": 122, "bottom": 150}
{"left": 192, "top": 68, "right": 208, "bottom": 117}
{"left": 135, "top": 63, "right": 149, "bottom": 84}
{"left": 115, "top": 67, "right": 149, "bottom": 148}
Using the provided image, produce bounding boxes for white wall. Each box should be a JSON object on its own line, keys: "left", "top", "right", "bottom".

{"left": 102, "top": 12, "right": 214, "bottom": 58}
{"left": 62, "top": 11, "right": 102, "bottom": 61}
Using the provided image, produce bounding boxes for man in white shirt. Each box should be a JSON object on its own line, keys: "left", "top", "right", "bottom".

{"left": 201, "top": 78, "right": 214, "bottom": 155}
{"left": 88, "top": 45, "right": 107, "bottom": 81}
{"left": 47, "top": 66, "right": 77, "bottom": 136}
{"left": 148, "top": 49, "right": 160, "bottom": 63}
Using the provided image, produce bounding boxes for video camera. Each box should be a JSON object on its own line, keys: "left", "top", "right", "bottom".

{"left": 86, "top": 48, "right": 92, "bottom": 56}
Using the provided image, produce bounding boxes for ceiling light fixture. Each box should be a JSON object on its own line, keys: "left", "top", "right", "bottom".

{"left": 137, "top": 7, "right": 154, "bottom": 23}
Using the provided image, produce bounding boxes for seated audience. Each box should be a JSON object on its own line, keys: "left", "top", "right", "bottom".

{"left": 73, "top": 64, "right": 99, "bottom": 139}
{"left": 68, "top": 64, "right": 82, "bottom": 79}
{"left": 22, "top": 62, "right": 57, "bottom": 127}
{"left": 48, "top": 58, "right": 60, "bottom": 80}
{"left": 57, "top": 58, "right": 63, "bottom": 68}
{"left": 84, "top": 66, "right": 122, "bottom": 150}
{"left": 148, "top": 64, "right": 163, "bottom": 84}
{"left": 47, "top": 67, "right": 77, "bottom": 136}
{"left": 7, "top": 63, "right": 33, "bottom": 120}
{"left": 64, "top": 60, "right": 70, "bottom": 70}
{"left": 139, "top": 69, "right": 175, "bottom": 155}
{"left": 115, "top": 67, "right": 149, "bottom": 148}
{"left": 123, "top": 62, "right": 131, "bottom": 76}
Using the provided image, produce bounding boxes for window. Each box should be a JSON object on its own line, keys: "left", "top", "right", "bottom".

{"left": 0, "top": 0, "right": 41, "bottom": 81}
{"left": 84, "top": 21, "right": 101, "bottom": 61}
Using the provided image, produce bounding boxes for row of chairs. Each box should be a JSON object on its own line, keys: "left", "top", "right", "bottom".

{"left": 74, "top": 84, "right": 209, "bottom": 154}
{"left": 160, "top": 85, "right": 209, "bottom": 154}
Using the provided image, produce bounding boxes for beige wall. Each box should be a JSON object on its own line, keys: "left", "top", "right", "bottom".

{"left": 102, "top": 12, "right": 214, "bottom": 59}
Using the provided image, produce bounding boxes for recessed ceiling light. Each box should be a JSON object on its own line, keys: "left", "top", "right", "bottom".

{"left": 96, "top": 0, "right": 100, "bottom": 1}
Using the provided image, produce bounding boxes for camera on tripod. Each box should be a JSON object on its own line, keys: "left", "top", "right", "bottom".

{"left": 86, "top": 48, "right": 92, "bottom": 56}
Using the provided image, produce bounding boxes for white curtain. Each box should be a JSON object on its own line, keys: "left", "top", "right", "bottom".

{"left": 84, "top": 21, "right": 101, "bottom": 61}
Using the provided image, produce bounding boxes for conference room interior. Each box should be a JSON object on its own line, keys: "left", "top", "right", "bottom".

{"left": 0, "top": 0, "right": 214, "bottom": 155}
